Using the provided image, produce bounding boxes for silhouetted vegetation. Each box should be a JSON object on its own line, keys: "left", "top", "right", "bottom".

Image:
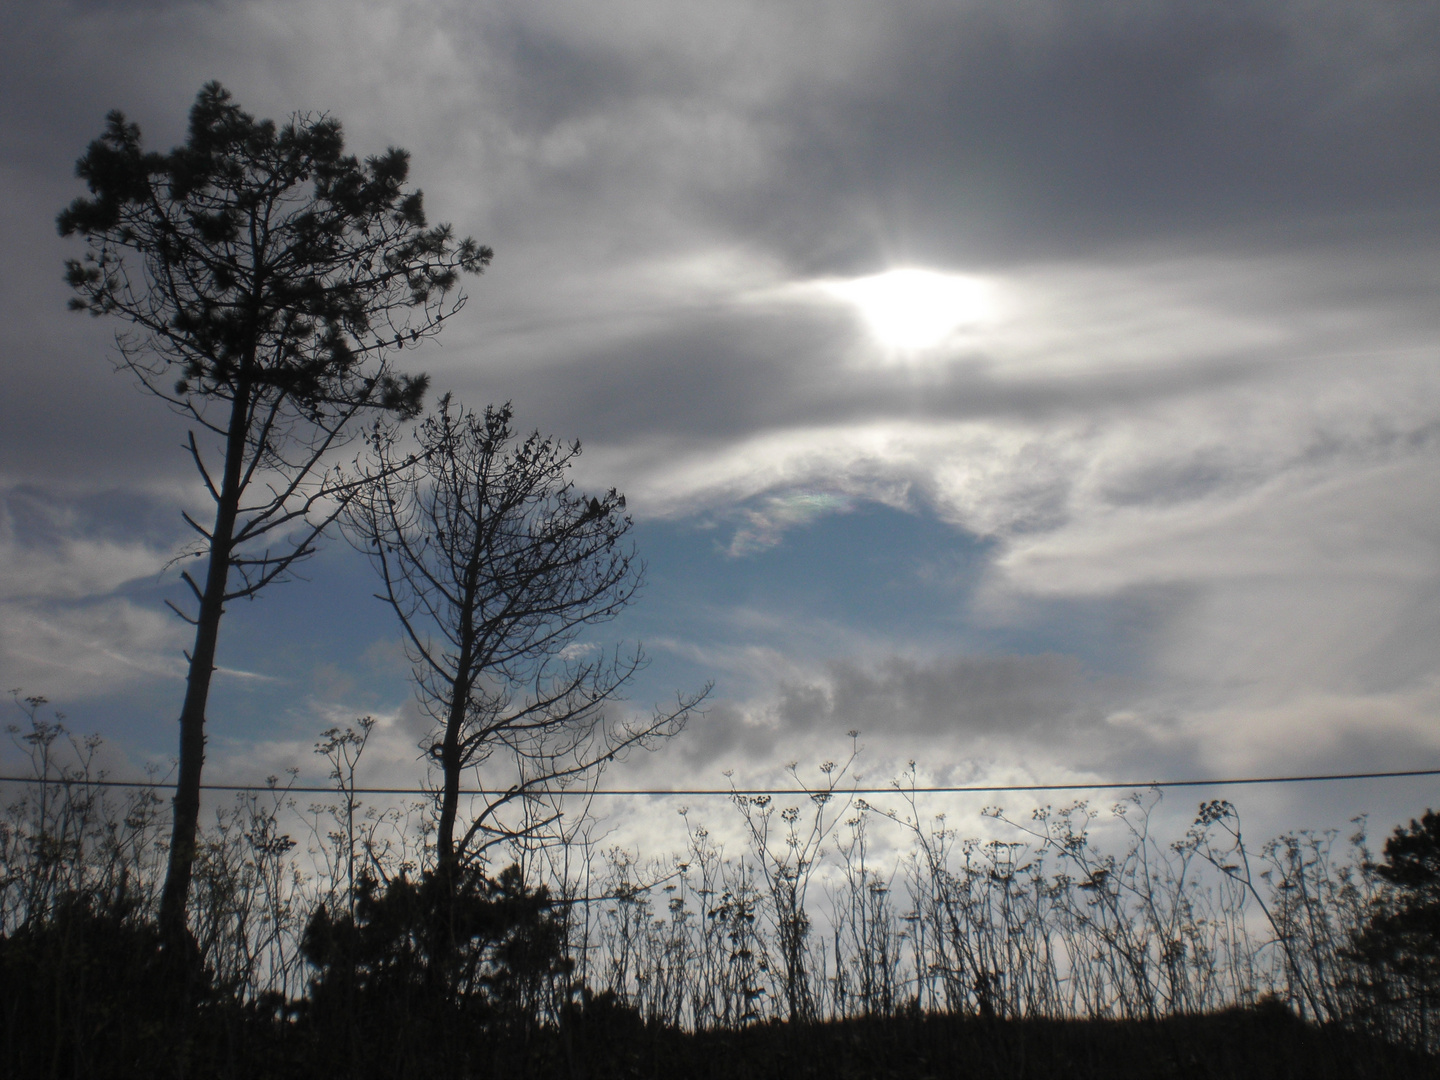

{"left": 344, "top": 394, "right": 705, "bottom": 897}
{"left": 57, "top": 82, "right": 488, "bottom": 943}
{"left": 1345, "top": 808, "right": 1440, "bottom": 1048}
{"left": 298, "top": 864, "right": 569, "bottom": 1077}
{"left": 3, "top": 696, "right": 1437, "bottom": 1078}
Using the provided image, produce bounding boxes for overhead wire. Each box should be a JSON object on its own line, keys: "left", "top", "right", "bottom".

{"left": 0, "top": 766, "right": 1435, "bottom": 797}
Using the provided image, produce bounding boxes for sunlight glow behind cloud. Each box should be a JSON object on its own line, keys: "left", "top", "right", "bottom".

{"left": 826, "top": 268, "right": 992, "bottom": 351}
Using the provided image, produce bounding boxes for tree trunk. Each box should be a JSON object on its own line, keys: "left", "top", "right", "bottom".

{"left": 435, "top": 551, "right": 481, "bottom": 880}
{"left": 158, "top": 383, "right": 250, "bottom": 948}
{"left": 436, "top": 698, "right": 464, "bottom": 877}
{"left": 432, "top": 602, "right": 476, "bottom": 984}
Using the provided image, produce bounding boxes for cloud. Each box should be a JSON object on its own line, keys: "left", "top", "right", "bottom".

{"left": 4, "top": 0, "right": 1439, "bottom": 845}
{"left": 207, "top": 696, "right": 430, "bottom": 790}
{"left": 777, "top": 653, "right": 1118, "bottom": 742}
{"left": 998, "top": 454, "right": 1440, "bottom": 598}
{"left": 0, "top": 598, "right": 186, "bottom": 698}
{"left": 12, "top": 2, "right": 1439, "bottom": 507}
{"left": 0, "top": 530, "right": 167, "bottom": 602}
{"left": 726, "top": 491, "right": 855, "bottom": 556}
{"left": 521, "top": 244, "right": 1438, "bottom": 533}
{"left": 0, "top": 488, "right": 186, "bottom": 698}
{"left": 640, "top": 648, "right": 1153, "bottom": 781}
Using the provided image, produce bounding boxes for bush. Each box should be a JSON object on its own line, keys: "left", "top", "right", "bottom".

{"left": 299, "top": 863, "right": 571, "bottom": 1078}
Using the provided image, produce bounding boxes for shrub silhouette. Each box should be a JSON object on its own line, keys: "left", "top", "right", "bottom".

{"left": 1349, "top": 809, "right": 1440, "bottom": 1049}
{"left": 0, "top": 894, "right": 205, "bottom": 1078}
{"left": 300, "top": 863, "right": 569, "bottom": 1077}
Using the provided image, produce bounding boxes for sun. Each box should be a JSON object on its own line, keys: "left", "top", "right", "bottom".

{"left": 828, "top": 267, "right": 991, "bottom": 350}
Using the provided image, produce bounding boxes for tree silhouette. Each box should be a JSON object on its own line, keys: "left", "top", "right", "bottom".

{"left": 58, "top": 82, "right": 490, "bottom": 946}
{"left": 346, "top": 397, "right": 706, "bottom": 905}
{"left": 301, "top": 863, "right": 568, "bottom": 1073}
{"left": 1352, "top": 809, "right": 1440, "bottom": 1048}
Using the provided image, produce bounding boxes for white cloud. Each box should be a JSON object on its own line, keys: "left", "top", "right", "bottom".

{"left": 726, "top": 491, "right": 854, "bottom": 556}
{"left": 0, "top": 494, "right": 185, "bottom": 698}
{"left": 0, "top": 598, "right": 186, "bottom": 698}
{"left": 0, "top": 499, "right": 170, "bottom": 601}
{"left": 998, "top": 454, "right": 1440, "bottom": 597}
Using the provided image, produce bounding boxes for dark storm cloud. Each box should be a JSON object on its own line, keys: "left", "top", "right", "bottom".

{"left": 10, "top": 0, "right": 1438, "bottom": 487}
{"left": 478, "top": 12, "right": 676, "bottom": 133}
{"left": 715, "top": 1, "right": 1440, "bottom": 267}
{"left": 448, "top": 1, "right": 1440, "bottom": 270}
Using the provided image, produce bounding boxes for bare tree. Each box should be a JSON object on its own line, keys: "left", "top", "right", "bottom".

{"left": 347, "top": 396, "right": 706, "bottom": 890}
{"left": 58, "top": 83, "right": 489, "bottom": 944}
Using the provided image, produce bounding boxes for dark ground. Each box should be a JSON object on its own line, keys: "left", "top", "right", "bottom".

{"left": 559, "top": 1005, "right": 1436, "bottom": 1080}
{"left": 3, "top": 908, "right": 1431, "bottom": 1079}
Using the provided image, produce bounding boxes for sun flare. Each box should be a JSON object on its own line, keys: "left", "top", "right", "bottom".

{"left": 828, "top": 267, "right": 991, "bottom": 350}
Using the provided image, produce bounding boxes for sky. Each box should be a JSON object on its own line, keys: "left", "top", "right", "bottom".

{"left": 2, "top": 0, "right": 1439, "bottom": 855}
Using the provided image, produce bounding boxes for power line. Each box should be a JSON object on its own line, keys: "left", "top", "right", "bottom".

{"left": 0, "top": 766, "right": 1435, "bottom": 797}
